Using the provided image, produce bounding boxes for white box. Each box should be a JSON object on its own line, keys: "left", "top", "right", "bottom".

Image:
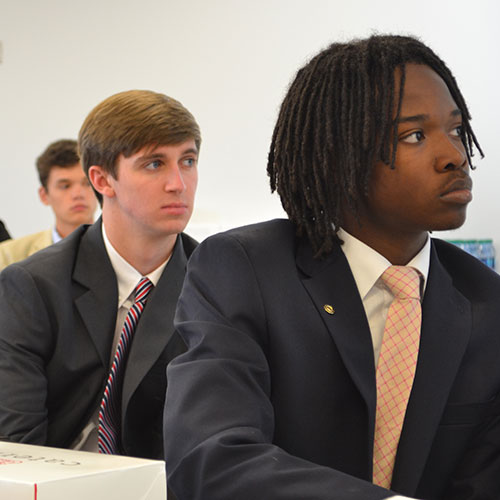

{"left": 0, "top": 441, "right": 166, "bottom": 500}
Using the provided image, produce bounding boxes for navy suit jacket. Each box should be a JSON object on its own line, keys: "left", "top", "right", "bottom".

{"left": 165, "top": 219, "right": 500, "bottom": 499}
{"left": 0, "top": 219, "right": 196, "bottom": 459}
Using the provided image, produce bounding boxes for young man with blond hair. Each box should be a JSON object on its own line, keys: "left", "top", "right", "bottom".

{"left": 0, "top": 89, "right": 199, "bottom": 461}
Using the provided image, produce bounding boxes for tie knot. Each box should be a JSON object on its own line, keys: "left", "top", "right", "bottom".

{"left": 134, "top": 277, "right": 153, "bottom": 304}
{"left": 381, "top": 265, "right": 421, "bottom": 300}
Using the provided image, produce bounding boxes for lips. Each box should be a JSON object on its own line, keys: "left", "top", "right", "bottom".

{"left": 71, "top": 204, "right": 89, "bottom": 211}
{"left": 162, "top": 202, "right": 187, "bottom": 208}
{"left": 161, "top": 203, "right": 188, "bottom": 215}
{"left": 440, "top": 176, "right": 473, "bottom": 204}
{"left": 441, "top": 176, "right": 473, "bottom": 195}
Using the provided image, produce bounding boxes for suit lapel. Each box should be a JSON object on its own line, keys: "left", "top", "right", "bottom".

{"left": 296, "top": 239, "right": 377, "bottom": 430}
{"left": 73, "top": 220, "right": 118, "bottom": 368}
{"left": 122, "top": 235, "right": 188, "bottom": 413}
{"left": 391, "top": 240, "right": 471, "bottom": 494}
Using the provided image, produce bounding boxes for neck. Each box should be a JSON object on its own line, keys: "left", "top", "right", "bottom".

{"left": 55, "top": 221, "right": 80, "bottom": 239}
{"left": 341, "top": 224, "right": 428, "bottom": 265}
{"left": 341, "top": 208, "right": 429, "bottom": 265}
{"left": 362, "top": 234, "right": 428, "bottom": 265}
{"left": 102, "top": 213, "right": 177, "bottom": 276}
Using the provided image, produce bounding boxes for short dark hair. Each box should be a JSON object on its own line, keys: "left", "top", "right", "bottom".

{"left": 78, "top": 89, "right": 201, "bottom": 203}
{"left": 36, "top": 139, "right": 80, "bottom": 188}
{"left": 267, "top": 34, "right": 483, "bottom": 258}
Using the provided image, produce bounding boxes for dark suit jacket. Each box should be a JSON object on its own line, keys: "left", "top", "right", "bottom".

{"left": 0, "top": 218, "right": 196, "bottom": 459}
{"left": 165, "top": 219, "right": 500, "bottom": 500}
{"left": 0, "top": 220, "right": 10, "bottom": 242}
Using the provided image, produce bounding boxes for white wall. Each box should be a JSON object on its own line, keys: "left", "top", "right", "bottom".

{"left": 1, "top": 0, "right": 499, "bottom": 249}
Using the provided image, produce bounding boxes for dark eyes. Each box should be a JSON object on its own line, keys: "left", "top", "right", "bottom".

{"left": 400, "top": 125, "right": 463, "bottom": 144}
{"left": 401, "top": 131, "right": 425, "bottom": 144}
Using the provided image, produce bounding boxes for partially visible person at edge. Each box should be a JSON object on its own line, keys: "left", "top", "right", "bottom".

{"left": 0, "top": 220, "right": 10, "bottom": 242}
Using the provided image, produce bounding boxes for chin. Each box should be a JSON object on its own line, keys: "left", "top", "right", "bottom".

{"left": 433, "top": 217, "right": 467, "bottom": 232}
{"left": 160, "top": 221, "right": 190, "bottom": 236}
{"left": 73, "top": 213, "right": 93, "bottom": 223}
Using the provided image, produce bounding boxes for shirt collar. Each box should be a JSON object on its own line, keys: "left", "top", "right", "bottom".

{"left": 102, "top": 224, "right": 168, "bottom": 308}
{"left": 52, "top": 227, "right": 63, "bottom": 244}
{"left": 337, "top": 227, "right": 431, "bottom": 300}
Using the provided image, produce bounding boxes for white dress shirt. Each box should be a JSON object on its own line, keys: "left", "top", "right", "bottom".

{"left": 51, "top": 227, "right": 63, "bottom": 244}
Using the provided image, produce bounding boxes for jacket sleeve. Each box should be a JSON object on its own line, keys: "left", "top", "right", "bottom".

{"left": 0, "top": 264, "right": 53, "bottom": 444}
{"left": 164, "top": 232, "right": 391, "bottom": 500}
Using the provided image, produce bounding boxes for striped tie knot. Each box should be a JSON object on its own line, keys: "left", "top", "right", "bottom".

{"left": 381, "top": 265, "right": 420, "bottom": 301}
{"left": 134, "top": 277, "right": 154, "bottom": 304}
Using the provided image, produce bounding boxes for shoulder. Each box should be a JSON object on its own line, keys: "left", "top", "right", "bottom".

{"left": 0, "top": 228, "right": 52, "bottom": 252}
{"left": 225, "top": 218, "right": 296, "bottom": 241}
{"left": 203, "top": 219, "right": 296, "bottom": 254}
{"left": 179, "top": 232, "right": 198, "bottom": 258}
{"left": 432, "top": 238, "right": 500, "bottom": 296}
{"left": 0, "top": 229, "right": 52, "bottom": 268}
{"left": 1, "top": 224, "right": 94, "bottom": 281}
{"left": 187, "top": 219, "right": 297, "bottom": 276}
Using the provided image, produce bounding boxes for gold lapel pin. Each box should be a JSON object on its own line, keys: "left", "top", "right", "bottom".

{"left": 323, "top": 304, "right": 335, "bottom": 315}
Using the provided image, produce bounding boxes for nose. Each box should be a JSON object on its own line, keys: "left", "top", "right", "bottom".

{"left": 72, "top": 183, "right": 86, "bottom": 199}
{"left": 164, "top": 165, "right": 186, "bottom": 193}
{"left": 437, "top": 135, "right": 468, "bottom": 172}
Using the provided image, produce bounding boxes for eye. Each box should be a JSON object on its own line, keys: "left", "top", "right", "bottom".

{"left": 145, "top": 160, "right": 162, "bottom": 170}
{"left": 401, "top": 130, "right": 425, "bottom": 144}
{"left": 181, "top": 157, "right": 197, "bottom": 168}
{"left": 450, "top": 124, "right": 463, "bottom": 137}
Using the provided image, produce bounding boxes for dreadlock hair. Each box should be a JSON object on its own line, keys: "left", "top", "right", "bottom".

{"left": 267, "top": 34, "right": 483, "bottom": 258}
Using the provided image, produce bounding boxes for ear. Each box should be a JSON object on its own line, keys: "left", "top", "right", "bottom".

{"left": 38, "top": 186, "right": 50, "bottom": 206}
{"left": 88, "top": 166, "right": 116, "bottom": 199}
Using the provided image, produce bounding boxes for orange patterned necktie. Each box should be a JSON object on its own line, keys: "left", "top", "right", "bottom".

{"left": 373, "top": 265, "right": 422, "bottom": 488}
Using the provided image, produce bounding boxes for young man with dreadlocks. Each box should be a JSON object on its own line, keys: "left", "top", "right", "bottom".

{"left": 164, "top": 34, "right": 500, "bottom": 499}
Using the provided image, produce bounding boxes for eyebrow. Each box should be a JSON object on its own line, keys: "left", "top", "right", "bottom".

{"left": 134, "top": 147, "right": 199, "bottom": 165}
{"left": 397, "top": 109, "right": 462, "bottom": 124}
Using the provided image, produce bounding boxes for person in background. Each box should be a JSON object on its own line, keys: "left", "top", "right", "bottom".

{"left": 0, "top": 139, "right": 97, "bottom": 270}
{"left": 0, "top": 90, "right": 199, "bottom": 467}
{"left": 0, "top": 221, "right": 10, "bottom": 242}
{"left": 164, "top": 34, "right": 500, "bottom": 500}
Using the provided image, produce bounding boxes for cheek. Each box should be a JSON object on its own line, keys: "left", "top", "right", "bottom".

{"left": 368, "top": 170, "right": 421, "bottom": 216}
{"left": 368, "top": 168, "right": 398, "bottom": 203}
{"left": 57, "top": 192, "right": 71, "bottom": 204}
{"left": 191, "top": 177, "right": 198, "bottom": 196}
{"left": 185, "top": 173, "right": 198, "bottom": 197}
